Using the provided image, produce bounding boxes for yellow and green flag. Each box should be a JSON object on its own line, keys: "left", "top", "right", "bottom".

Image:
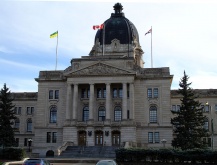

{"left": 50, "top": 31, "right": 58, "bottom": 38}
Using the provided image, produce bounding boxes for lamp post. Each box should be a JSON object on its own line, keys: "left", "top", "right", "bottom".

{"left": 161, "top": 139, "right": 167, "bottom": 148}
{"left": 28, "top": 139, "right": 32, "bottom": 152}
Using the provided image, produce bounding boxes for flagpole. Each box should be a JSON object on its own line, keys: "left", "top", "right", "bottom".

{"left": 55, "top": 31, "right": 58, "bottom": 70}
{"left": 151, "top": 26, "right": 153, "bottom": 68}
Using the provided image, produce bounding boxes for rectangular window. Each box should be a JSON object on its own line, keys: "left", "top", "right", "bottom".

{"left": 81, "top": 88, "right": 90, "bottom": 98}
{"left": 127, "top": 110, "right": 130, "bottom": 119}
{"left": 103, "top": 88, "right": 106, "bottom": 98}
{"left": 177, "top": 105, "right": 180, "bottom": 112}
{"left": 147, "top": 88, "right": 152, "bottom": 98}
{"left": 172, "top": 105, "right": 176, "bottom": 111}
{"left": 97, "top": 88, "right": 102, "bottom": 98}
{"left": 204, "top": 121, "right": 209, "bottom": 130}
{"left": 205, "top": 105, "right": 209, "bottom": 112}
{"left": 47, "top": 132, "right": 51, "bottom": 143}
{"left": 55, "top": 90, "right": 59, "bottom": 99}
{"left": 201, "top": 105, "right": 204, "bottom": 111}
{"left": 52, "top": 132, "right": 57, "bottom": 143}
{"left": 98, "top": 110, "right": 105, "bottom": 121}
{"left": 24, "top": 138, "right": 28, "bottom": 146}
{"left": 114, "top": 111, "right": 122, "bottom": 121}
{"left": 49, "top": 90, "right": 53, "bottom": 99}
{"left": 119, "top": 88, "right": 123, "bottom": 98}
{"left": 208, "top": 138, "right": 211, "bottom": 147}
{"left": 150, "top": 110, "right": 157, "bottom": 123}
{"left": 148, "top": 132, "right": 153, "bottom": 143}
{"left": 14, "top": 107, "right": 21, "bottom": 115}
{"left": 113, "top": 88, "right": 117, "bottom": 98}
{"left": 15, "top": 138, "right": 19, "bottom": 147}
{"left": 81, "top": 89, "right": 86, "bottom": 98}
{"left": 154, "top": 132, "right": 160, "bottom": 143}
{"left": 153, "top": 88, "right": 158, "bottom": 98}
{"left": 215, "top": 104, "right": 217, "bottom": 111}
{"left": 27, "top": 107, "right": 34, "bottom": 115}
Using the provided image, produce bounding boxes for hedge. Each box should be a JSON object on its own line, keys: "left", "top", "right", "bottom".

{"left": 0, "top": 148, "right": 26, "bottom": 160}
{"left": 115, "top": 148, "right": 217, "bottom": 163}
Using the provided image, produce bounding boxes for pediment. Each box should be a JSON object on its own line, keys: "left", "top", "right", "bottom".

{"left": 65, "top": 62, "right": 134, "bottom": 76}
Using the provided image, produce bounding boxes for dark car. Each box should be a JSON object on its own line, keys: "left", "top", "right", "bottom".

{"left": 96, "top": 160, "right": 118, "bottom": 165}
{"left": 23, "top": 158, "right": 51, "bottom": 165}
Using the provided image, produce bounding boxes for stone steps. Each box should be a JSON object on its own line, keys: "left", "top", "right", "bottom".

{"left": 60, "top": 146, "right": 119, "bottom": 158}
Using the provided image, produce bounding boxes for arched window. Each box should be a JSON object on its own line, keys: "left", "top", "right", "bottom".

{"left": 98, "top": 106, "right": 105, "bottom": 121}
{"left": 149, "top": 106, "right": 157, "bottom": 123}
{"left": 27, "top": 118, "right": 32, "bottom": 132}
{"left": 50, "top": 106, "right": 57, "bottom": 123}
{"left": 83, "top": 106, "right": 89, "bottom": 121}
{"left": 114, "top": 106, "right": 122, "bottom": 121}
{"left": 14, "top": 118, "right": 20, "bottom": 129}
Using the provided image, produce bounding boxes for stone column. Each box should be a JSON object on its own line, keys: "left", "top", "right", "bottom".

{"left": 130, "top": 83, "right": 135, "bottom": 120}
{"left": 89, "top": 83, "right": 94, "bottom": 120}
{"left": 66, "top": 84, "right": 72, "bottom": 120}
{"left": 72, "top": 84, "right": 78, "bottom": 120}
{"left": 106, "top": 83, "right": 111, "bottom": 120}
{"left": 122, "top": 83, "right": 127, "bottom": 120}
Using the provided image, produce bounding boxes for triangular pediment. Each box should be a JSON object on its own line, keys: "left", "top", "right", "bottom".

{"left": 65, "top": 62, "right": 134, "bottom": 77}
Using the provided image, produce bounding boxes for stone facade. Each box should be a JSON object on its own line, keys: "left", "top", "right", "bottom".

{"left": 10, "top": 3, "right": 217, "bottom": 157}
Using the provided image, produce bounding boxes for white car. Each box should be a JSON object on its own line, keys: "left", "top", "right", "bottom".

{"left": 96, "top": 160, "right": 118, "bottom": 165}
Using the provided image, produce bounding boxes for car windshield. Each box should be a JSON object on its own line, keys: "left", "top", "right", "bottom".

{"left": 25, "top": 159, "right": 41, "bottom": 163}
{"left": 96, "top": 161, "right": 115, "bottom": 165}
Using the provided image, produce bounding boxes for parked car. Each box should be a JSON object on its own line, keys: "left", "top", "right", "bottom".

{"left": 23, "top": 158, "right": 51, "bottom": 165}
{"left": 96, "top": 160, "right": 118, "bottom": 165}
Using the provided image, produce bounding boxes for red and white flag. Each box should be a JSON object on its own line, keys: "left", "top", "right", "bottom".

{"left": 145, "top": 28, "right": 152, "bottom": 35}
{"left": 93, "top": 24, "right": 104, "bottom": 30}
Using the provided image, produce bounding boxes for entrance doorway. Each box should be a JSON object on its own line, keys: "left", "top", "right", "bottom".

{"left": 95, "top": 130, "right": 103, "bottom": 146}
{"left": 78, "top": 131, "right": 86, "bottom": 146}
{"left": 112, "top": 130, "right": 120, "bottom": 146}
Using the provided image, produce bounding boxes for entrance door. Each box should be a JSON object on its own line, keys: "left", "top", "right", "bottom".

{"left": 112, "top": 131, "right": 120, "bottom": 146}
{"left": 78, "top": 131, "right": 86, "bottom": 146}
{"left": 95, "top": 130, "right": 103, "bottom": 146}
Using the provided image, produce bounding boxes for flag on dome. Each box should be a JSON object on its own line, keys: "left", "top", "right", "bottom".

{"left": 50, "top": 31, "right": 58, "bottom": 38}
{"left": 145, "top": 28, "right": 152, "bottom": 35}
{"left": 93, "top": 24, "right": 104, "bottom": 30}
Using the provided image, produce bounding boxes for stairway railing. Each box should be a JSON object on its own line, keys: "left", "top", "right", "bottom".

{"left": 57, "top": 141, "right": 74, "bottom": 155}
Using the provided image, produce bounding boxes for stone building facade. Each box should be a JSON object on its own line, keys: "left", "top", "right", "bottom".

{"left": 10, "top": 3, "right": 217, "bottom": 156}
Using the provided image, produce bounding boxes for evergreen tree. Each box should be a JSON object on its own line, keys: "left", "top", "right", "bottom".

{"left": 0, "top": 83, "right": 16, "bottom": 148}
{"left": 171, "top": 71, "right": 208, "bottom": 150}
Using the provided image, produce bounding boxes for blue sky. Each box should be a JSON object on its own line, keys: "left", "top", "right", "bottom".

{"left": 0, "top": 0, "right": 217, "bottom": 92}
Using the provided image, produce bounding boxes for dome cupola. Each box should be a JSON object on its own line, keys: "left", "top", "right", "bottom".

{"left": 89, "top": 3, "right": 144, "bottom": 67}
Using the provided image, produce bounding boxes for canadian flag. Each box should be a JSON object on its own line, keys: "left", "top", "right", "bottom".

{"left": 93, "top": 24, "right": 104, "bottom": 30}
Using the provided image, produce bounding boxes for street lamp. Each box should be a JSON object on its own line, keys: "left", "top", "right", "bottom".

{"left": 28, "top": 138, "right": 33, "bottom": 152}
{"left": 161, "top": 139, "right": 167, "bottom": 148}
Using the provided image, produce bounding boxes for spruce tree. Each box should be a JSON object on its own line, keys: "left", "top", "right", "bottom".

{"left": 171, "top": 71, "right": 208, "bottom": 150}
{"left": 0, "top": 83, "right": 16, "bottom": 148}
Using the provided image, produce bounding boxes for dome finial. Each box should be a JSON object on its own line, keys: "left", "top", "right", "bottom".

{"left": 113, "top": 3, "right": 123, "bottom": 14}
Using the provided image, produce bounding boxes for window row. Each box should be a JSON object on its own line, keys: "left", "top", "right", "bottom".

{"left": 48, "top": 105, "right": 158, "bottom": 123}
{"left": 82, "top": 106, "right": 123, "bottom": 122}
{"left": 81, "top": 88, "right": 124, "bottom": 99}
{"left": 172, "top": 104, "right": 216, "bottom": 113}
{"left": 14, "top": 118, "right": 32, "bottom": 132}
{"left": 14, "top": 107, "right": 34, "bottom": 115}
